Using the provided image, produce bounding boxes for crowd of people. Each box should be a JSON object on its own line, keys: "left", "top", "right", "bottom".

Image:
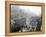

{"left": 10, "top": 16, "right": 42, "bottom": 32}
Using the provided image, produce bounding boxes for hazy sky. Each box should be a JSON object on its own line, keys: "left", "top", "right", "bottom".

{"left": 18, "top": 6, "right": 41, "bottom": 16}
{"left": 11, "top": 5, "right": 41, "bottom": 16}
